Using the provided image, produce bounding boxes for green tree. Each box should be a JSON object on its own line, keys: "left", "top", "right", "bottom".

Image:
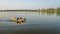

{"left": 57, "top": 7, "right": 60, "bottom": 11}
{"left": 46, "top": 8, "right": 55, "bottom": 12}
{"left": 41, "top": 9, "right": 46, "bottom": 12}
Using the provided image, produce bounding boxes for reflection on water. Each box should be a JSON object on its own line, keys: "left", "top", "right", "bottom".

{"left": 56, "top": 12, "right": 60, "bottom": 16}
{"left": 40, "top": 11, "right": 60, "bottom": 16}
{"left": 0, "top": 11, "right": 60, "bottom": 25}
{"left": 0, "top": 11, "right": 60, "bottom": 34}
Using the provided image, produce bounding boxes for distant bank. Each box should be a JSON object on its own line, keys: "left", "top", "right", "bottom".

{"left": 0, "top": 10, "right": 37, "bottom": 11}
{"left": 0, "top": 7, "right": 60, "bottom": 12}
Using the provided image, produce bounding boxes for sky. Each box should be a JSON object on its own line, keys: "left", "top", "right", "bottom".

{"left": 0, "top": 0, "right": 60, "bottom": 10}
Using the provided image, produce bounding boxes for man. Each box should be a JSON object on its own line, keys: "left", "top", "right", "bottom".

{"left": 17, "top": 17, "right": 24, "bottom": 23}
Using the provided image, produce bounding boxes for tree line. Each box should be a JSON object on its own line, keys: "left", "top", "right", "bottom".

{"left": 0, "top": 7, "right": 60, "bottom": 12}
{"left": 38, "top": 7, "right": 60, "bottom": 12}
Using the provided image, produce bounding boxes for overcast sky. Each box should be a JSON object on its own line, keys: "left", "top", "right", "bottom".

{"left": 0, "top": 0, "right": 60, "bottom": 10}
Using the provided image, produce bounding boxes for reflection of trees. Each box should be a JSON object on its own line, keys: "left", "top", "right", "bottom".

{"left": 37, "top": 11, "right": 40, "bottom": 14}
{"left": 56, "top": 11, "right": 60, "bottom": 16}
{"left": 41, "top": 11, "right": 46, "bottom": 15}
{"left": 40, "top": 8, "right": 55, "bottom": 15}
{"left": 40, "top": 9, "right": 46, "bottom": 15}
{"left": 37, "top": 11, "right": 60, "bottom": 16}
{"left": 46, "top": 8, "right": 55, "bottom": 15}
{"left": 46, "top": 11, "right": 54, "bottom": 15}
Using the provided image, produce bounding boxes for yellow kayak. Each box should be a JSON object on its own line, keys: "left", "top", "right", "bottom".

{"left": 11, "top": 17, "right": 16, "bottom": 22}
{"left": 11, "top": 16, "right": 25, "bottom": 24}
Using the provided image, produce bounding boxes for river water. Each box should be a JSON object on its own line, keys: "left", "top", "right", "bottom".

{"left": 0, "top": 11, "right": 60, "bottom": 34}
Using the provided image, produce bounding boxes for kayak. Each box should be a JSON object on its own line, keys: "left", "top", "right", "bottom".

{"left": 11, "top": 17, "right": 26, "bottom": 23}
{"left": 11, "top": 17, "right": 16, "bottom": 22}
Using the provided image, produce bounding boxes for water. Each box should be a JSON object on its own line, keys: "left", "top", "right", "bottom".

{"left": 0, "top": 11, "right": 60, "bottom": 34}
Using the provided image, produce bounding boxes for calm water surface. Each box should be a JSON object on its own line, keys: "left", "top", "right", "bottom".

{"left": 0, "top": 11, "right": 60, "bottom": 34}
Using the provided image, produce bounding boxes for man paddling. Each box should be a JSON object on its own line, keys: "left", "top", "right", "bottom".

{"left": 16, "top": 17, "right": 24, "bottom": 23}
